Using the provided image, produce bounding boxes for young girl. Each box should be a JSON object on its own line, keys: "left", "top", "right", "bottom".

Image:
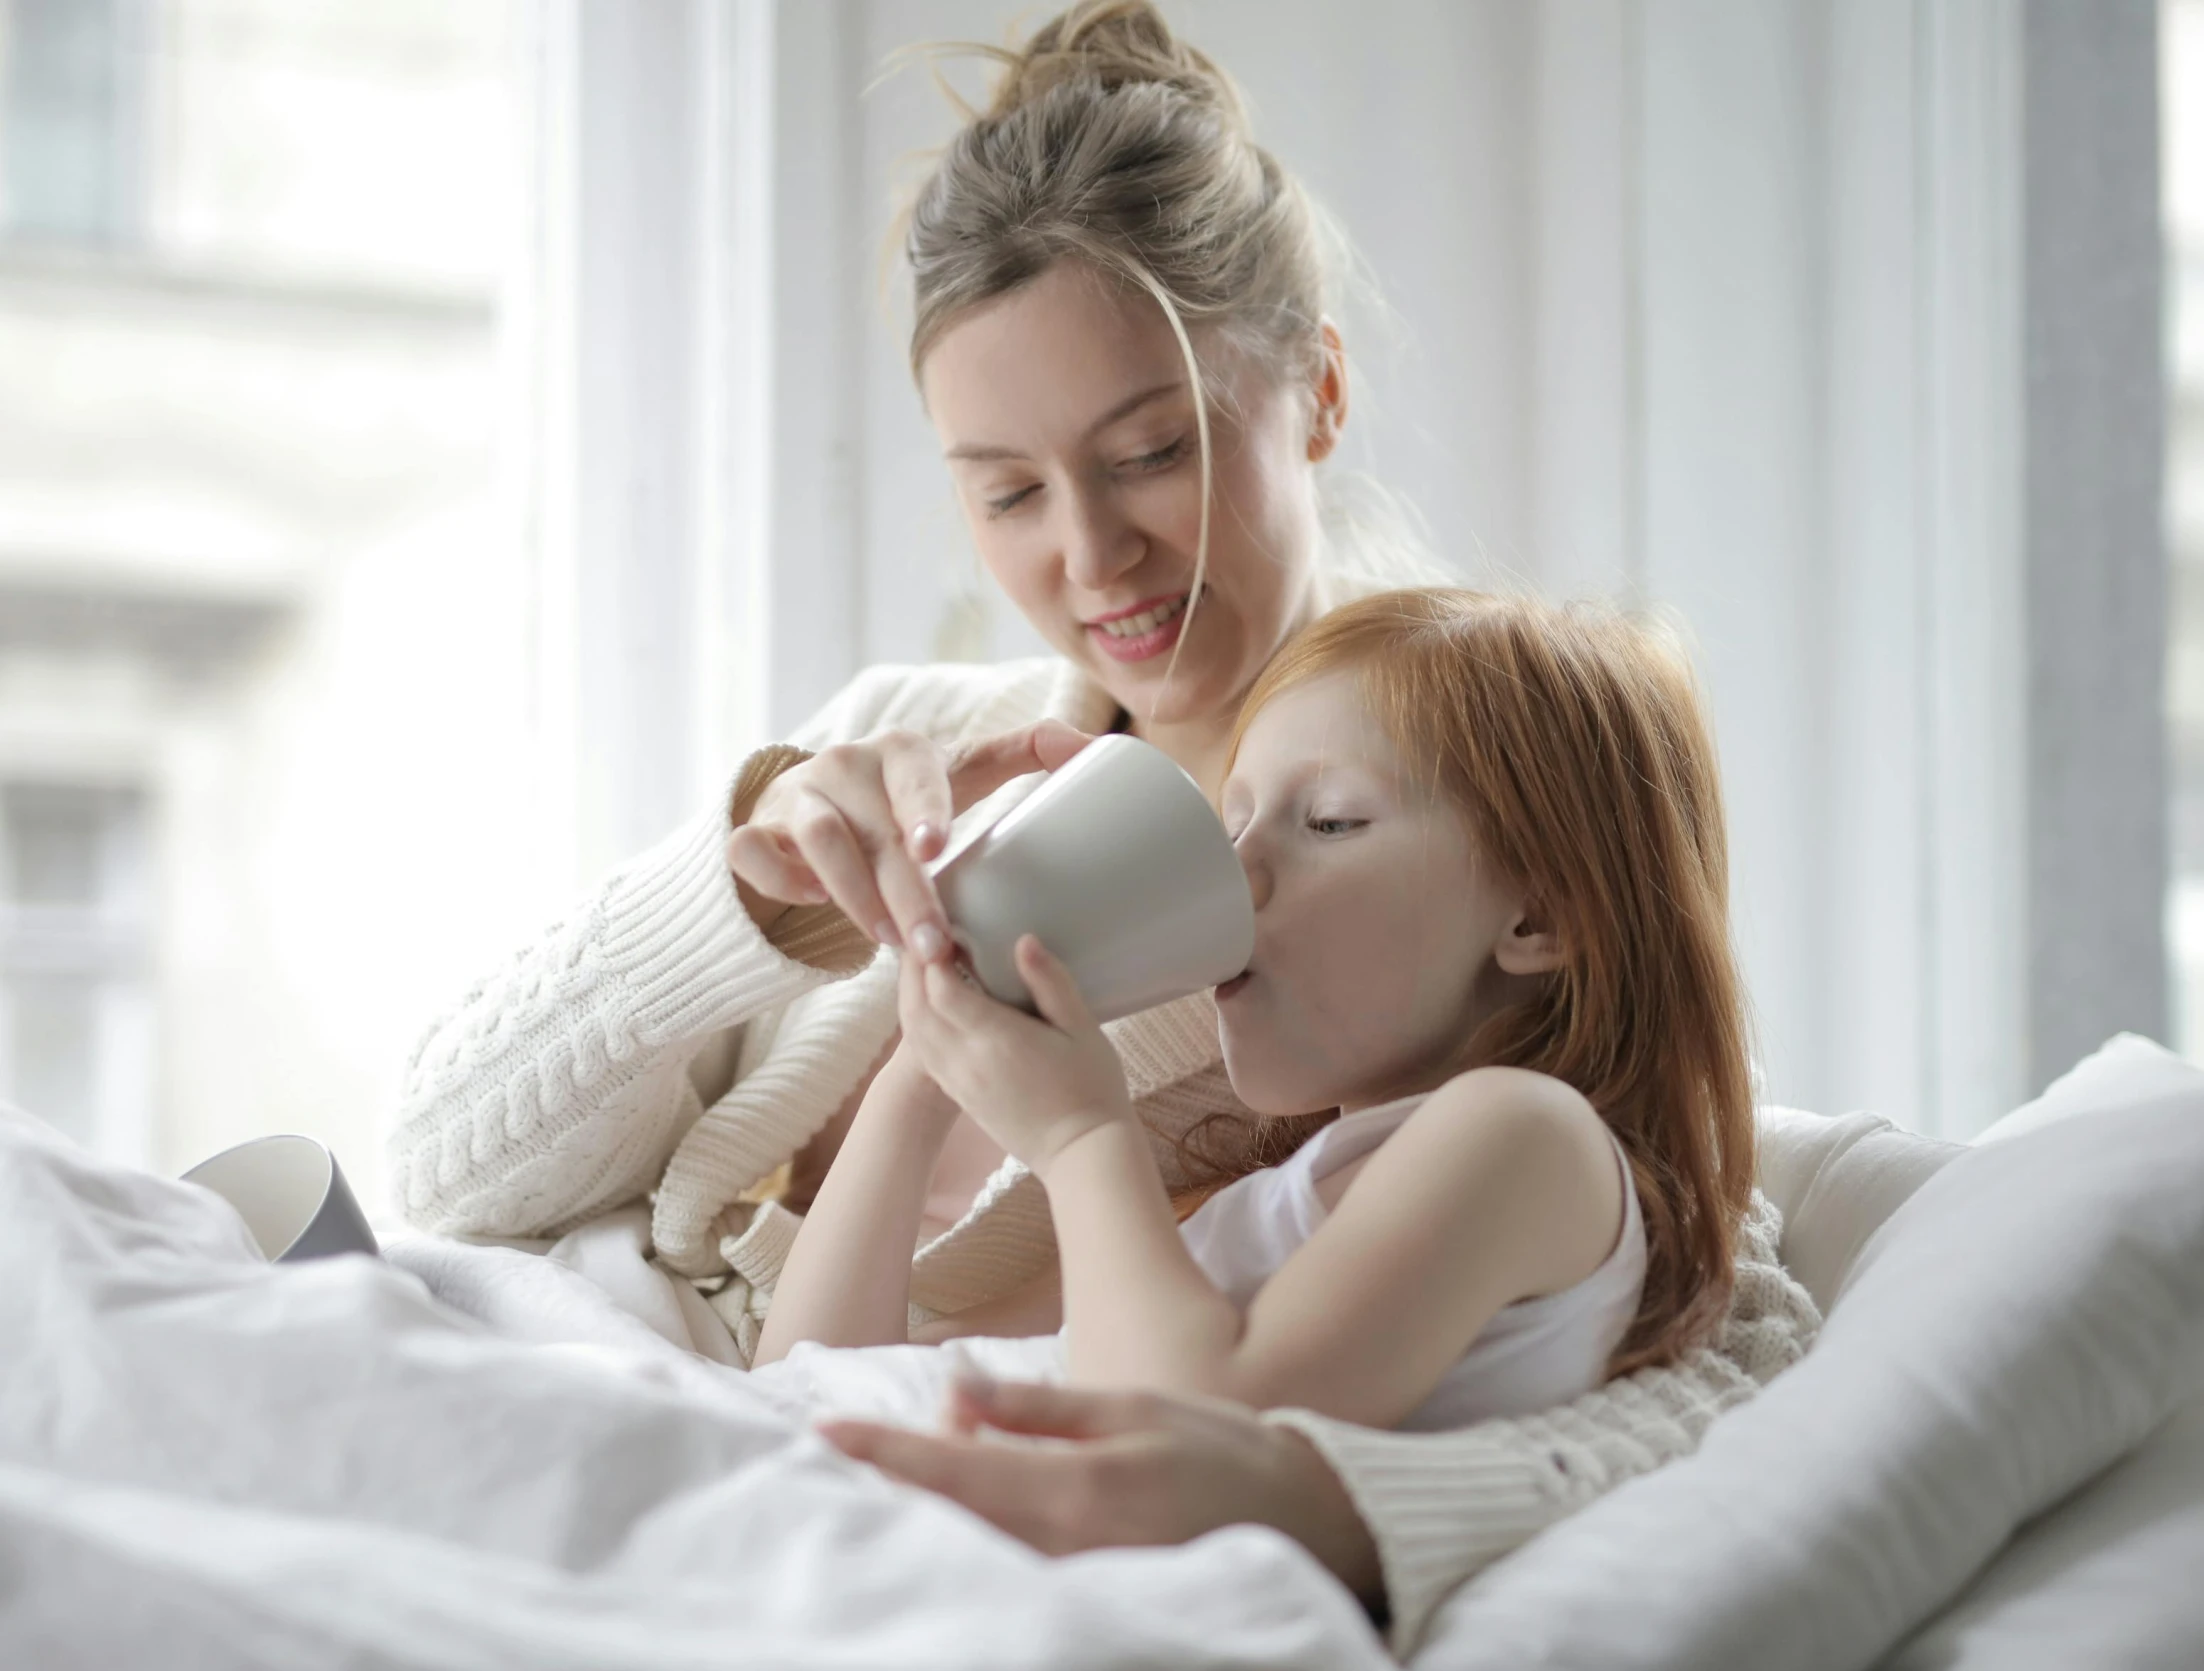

{"left": 752, "top": 587, "right": 1756, "bottom": 1434}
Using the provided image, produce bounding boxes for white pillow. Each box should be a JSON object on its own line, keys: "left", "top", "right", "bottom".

{"left": 1881, "top": 1387, "right": 2204, "bottom": 1668}
{"left": 1755, "top": 1106, "right": 1964, "bottom": 1317}
{"left": 1976, "top": 1031, "right": 2202, "bottom": 1146}
{"left": 1417, "top": 1038, "right": 2204, "bottom": 1671}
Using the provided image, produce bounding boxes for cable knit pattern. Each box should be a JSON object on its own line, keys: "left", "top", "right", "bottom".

{"left": 389, "top": 805, "right": 843, "bottom": 1237}
{"left": 388, "top": 647, "right": 1824, "bottom": 1651}
{"left": 1266, "top": 1191, "right": 1820, "bottom": 1657}
{"left": 651, "top": 951, "right": 903, "bottom": 1275}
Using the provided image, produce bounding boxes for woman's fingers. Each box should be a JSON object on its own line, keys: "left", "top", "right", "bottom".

{"left": 815, "top": 1420, "right": 1106, "bottom": 1557}
{"left": 783, "top": 787, "right": 898, "bottom": 944}
{"left": 946, "top": 721, "right": 1095, "bottom": 814}
{"left": 878, "top": 732, "right": 956, "bottom": 866}
{"left": 946, "top": 1375, "right": 1164, "bottom": 1441}
{"left": 725, "top": 824, "right": 827, "bottom": 905}
{"left": 735, "top": 738, "right": 955, "bottom": 953}
{"left": 734, "top": 724, "right": 1090, "bottom": 952}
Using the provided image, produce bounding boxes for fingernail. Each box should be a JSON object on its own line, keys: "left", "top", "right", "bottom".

{"left": 873, "top": 919, "right": 903, "bottom": 950}
{"left": 911, "top": 922, "right": 948, "bottom": 963}
{"left": 908, "top": 821, "right": 942, "bottom": 858}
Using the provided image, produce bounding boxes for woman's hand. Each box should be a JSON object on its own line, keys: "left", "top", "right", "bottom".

{"left": 896, "top": 932, "right": 1133, "bottom": 1177}
{"left": 728, "top": 721, "right": 1093, "bottom": 953}
{"left": 819, "top": 1377, "right": 1386, "bottom": 1616}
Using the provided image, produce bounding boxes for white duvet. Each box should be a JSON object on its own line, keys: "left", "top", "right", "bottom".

{"left": 0, "top": 1107, "right": 1380, "bottom": 1671}
{"left": 9, "top": 1031, "right": 2204, "bottom": 1671}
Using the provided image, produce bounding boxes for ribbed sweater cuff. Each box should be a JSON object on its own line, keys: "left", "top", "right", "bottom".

{"left": 595, "top": 800, "right": 850, "bottom": 1048}
{"left": 1263, "top": 1408, "right": 1565, "bottom": 1659}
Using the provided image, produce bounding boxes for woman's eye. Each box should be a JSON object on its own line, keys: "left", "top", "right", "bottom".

{"left": 1307, "top": 816, "right": 1366, "bottom": 837}
{"left": 1121, "top": 437, "right": 1189, "bottom": 473}
{"left": 985, "top": 483, "right": 1040, "bottom": 517}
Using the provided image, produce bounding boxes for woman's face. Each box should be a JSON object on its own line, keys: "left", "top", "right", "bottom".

{"left": 1215, "top": 672, "right": 1559, "bottom": 1117}
{"left": 920, "top": 262, "right": 1336, "bottom": 733}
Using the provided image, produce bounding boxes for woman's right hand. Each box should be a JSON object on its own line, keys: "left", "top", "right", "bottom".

{"left": 727, "top": 719, "right": 1093, "bottom": 959}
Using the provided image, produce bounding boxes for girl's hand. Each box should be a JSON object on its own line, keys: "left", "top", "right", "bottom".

{"left": 871, "top": 1033, "right": 960, "bottom": 1136}
{"left": 896, "top": 933, "right": 1133, "bottom": 1178}
{"left": 727, "top": 721, "right": 1093, "bottom": 954}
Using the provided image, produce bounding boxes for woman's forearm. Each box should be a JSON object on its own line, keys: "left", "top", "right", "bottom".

{"left": 1042, "top": 1120, "right": 1247, "bottom": 1393}
{"left": 388, "top": 802, "right": 842, "bottom": 1239}
{"left": 754, "top": 1051, "right": 959, "bottom": 1366}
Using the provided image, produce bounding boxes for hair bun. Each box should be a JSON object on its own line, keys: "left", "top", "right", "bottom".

{"left": 984, "top": 0, "right": 1245, "bottom": 129}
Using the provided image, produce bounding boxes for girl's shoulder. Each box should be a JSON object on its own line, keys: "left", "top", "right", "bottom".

{"left": 1340, "top": 1067, "right": 1627, "bottom": 1299}
{"left": 1416, "top": 1066, "right": 1611, "bottom": 1153}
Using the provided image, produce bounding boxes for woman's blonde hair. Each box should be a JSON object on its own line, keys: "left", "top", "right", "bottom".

{"left": 1219, "top": 589, "right": 1759, "bottom": 1375}
{"left": 903, "top": 1, "right": 1328, "bottom": 396}
{"left": 896, "top": 0, "right": 1444, "bottom": 633}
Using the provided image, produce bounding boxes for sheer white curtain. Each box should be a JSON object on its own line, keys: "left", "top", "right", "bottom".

{"left": 544, "top": 0, "right": 2164, "bottom": 1137}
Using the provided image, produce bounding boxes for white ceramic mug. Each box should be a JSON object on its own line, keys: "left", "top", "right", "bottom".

{"left": 181, "top": 1135, "right": 380, "bottom": 1263}
{"left": 926, "top": 734, "right": 1253, "bottom": 1023}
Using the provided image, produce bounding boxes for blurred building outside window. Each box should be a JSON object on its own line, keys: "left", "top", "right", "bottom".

{"left": 0, "top": 780, "right": 151, "bottom": 1157}
{"left": 0, "top": 0, "right": 546, "bottom": 1219}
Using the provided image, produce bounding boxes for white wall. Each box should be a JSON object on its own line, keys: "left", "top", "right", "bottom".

{"left": 841, "top": 0, "right": 1544, "bottom": 679}
{"left": 566, "top": 0, "right": 2161, "bottom": 1137}
{"left": 727, "top": 0, "right": 2023, "bottom": 1131}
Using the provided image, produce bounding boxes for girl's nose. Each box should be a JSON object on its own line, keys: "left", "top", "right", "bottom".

{"left": 1235, "top": 835, "right": 1273, "bottom": 912}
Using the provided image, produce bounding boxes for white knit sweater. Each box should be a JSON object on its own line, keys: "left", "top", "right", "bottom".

{"left": 387, "top": 653, "right": 1821, "bottom": 1657}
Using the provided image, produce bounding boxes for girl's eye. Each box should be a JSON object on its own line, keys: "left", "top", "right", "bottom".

{"left": 985, "top": 483, "right": 1040, "bottom": 517}
{"left": 1307, "top": 816, "right": 1366, "bottom": 837}
{"left": 1122, "top": 436, "right": 1189, "bottom": 473}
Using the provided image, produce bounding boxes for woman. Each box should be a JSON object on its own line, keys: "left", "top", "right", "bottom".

{"left": 389, "top": 2, "right": 1818, "bottom": 1653}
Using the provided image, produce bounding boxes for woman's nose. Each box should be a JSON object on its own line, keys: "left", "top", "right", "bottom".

{"left": 1058, "top": 483, "right": 1141, "bottom": 590}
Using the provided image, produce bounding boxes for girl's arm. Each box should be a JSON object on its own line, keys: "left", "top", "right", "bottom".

{"left": 895, "top": 933, "right": 1621, "bottom": 1428}
{"left": 752, "top": 1032, "right": 961, "bottom": 1366}
{"left": 910, "top": 1267, "right": 1064, "bottom": 1344}
{"left": 1041, "top": 1065, "right": 1620, "bottom": 1427}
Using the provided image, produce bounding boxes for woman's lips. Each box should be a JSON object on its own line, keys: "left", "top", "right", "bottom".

{"left": 1216, "top": 969, "right": 1252, "bottom": 1001}
{"left": 1086, "top": 589, "right": 1196, "bottom": 664}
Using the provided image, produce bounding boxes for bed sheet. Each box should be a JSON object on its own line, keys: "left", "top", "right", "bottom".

{"left": 0, "top": 1106, "right": 1382, "bottom": 1670}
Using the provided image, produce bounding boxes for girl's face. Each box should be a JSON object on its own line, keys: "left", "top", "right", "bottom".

{"left": 920, "top": 262, "right": 1338, "bottom": 734}
{"left": 1215, "top": 672, "right": 1562, "bottom": 1117}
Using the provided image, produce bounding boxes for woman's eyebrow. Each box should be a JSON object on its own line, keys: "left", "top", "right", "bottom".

{"left": 942, "top": 382, "right": 1184, "bottom": 463}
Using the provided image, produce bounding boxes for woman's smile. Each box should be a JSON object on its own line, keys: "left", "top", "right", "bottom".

{"left": 1086, "top": 585, "right": 1201, "bottom": 662}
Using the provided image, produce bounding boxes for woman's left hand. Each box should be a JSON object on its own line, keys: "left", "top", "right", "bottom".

{"left": 896, "top": 934, "right": 1132, "bottom": 1176}
{"left": 819, "top": 1377, "right": 1386, "bottom": 1615}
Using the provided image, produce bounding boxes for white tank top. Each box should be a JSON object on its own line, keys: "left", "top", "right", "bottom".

{"left": 1177, "top": 1090, "right": 1648, "bottom": 1432}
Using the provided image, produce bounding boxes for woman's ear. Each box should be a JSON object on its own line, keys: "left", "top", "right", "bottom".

{"left": 1307, "top": 318, "right": 1350, "bottom": 463}
{"left": 1494, "top": 902, "right": 1566, "bottom": 976}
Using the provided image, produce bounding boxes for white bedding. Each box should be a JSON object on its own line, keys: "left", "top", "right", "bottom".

{"left": 0, "top": 1108, "right": 1381, "bottom": 1670}
{"left": 1414, "top": 1037, "right": 2204, "bottom": 1670}
{"left": 9, "top": 1034, "right": 2204, "bottom": 1670}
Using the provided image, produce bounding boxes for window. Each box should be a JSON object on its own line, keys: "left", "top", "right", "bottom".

{"left": 0, "top": 782, "right": 152, "bottom": 1155}
{"left": 0, "top": 0, "right": 147, "bottom": 244}
{"left": 0, "top": 0, "right": 529, "bottom": 1217}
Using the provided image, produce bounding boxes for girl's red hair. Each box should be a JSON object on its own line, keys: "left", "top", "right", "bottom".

{"left": 1204, "top": 588, "right": 1758, "bottom": 1375}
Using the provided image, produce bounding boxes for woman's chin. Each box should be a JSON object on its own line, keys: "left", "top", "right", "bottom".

{"left": 1080, "top": 624, "right": 1243, "bottom": 725}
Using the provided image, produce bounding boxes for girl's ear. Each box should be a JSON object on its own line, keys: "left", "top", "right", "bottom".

{"left": 1306, "top": 318, "right": 1350, "bottom": 463}
{"left": 1494, "top": 902, "right": 1566, "bottom": 976}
